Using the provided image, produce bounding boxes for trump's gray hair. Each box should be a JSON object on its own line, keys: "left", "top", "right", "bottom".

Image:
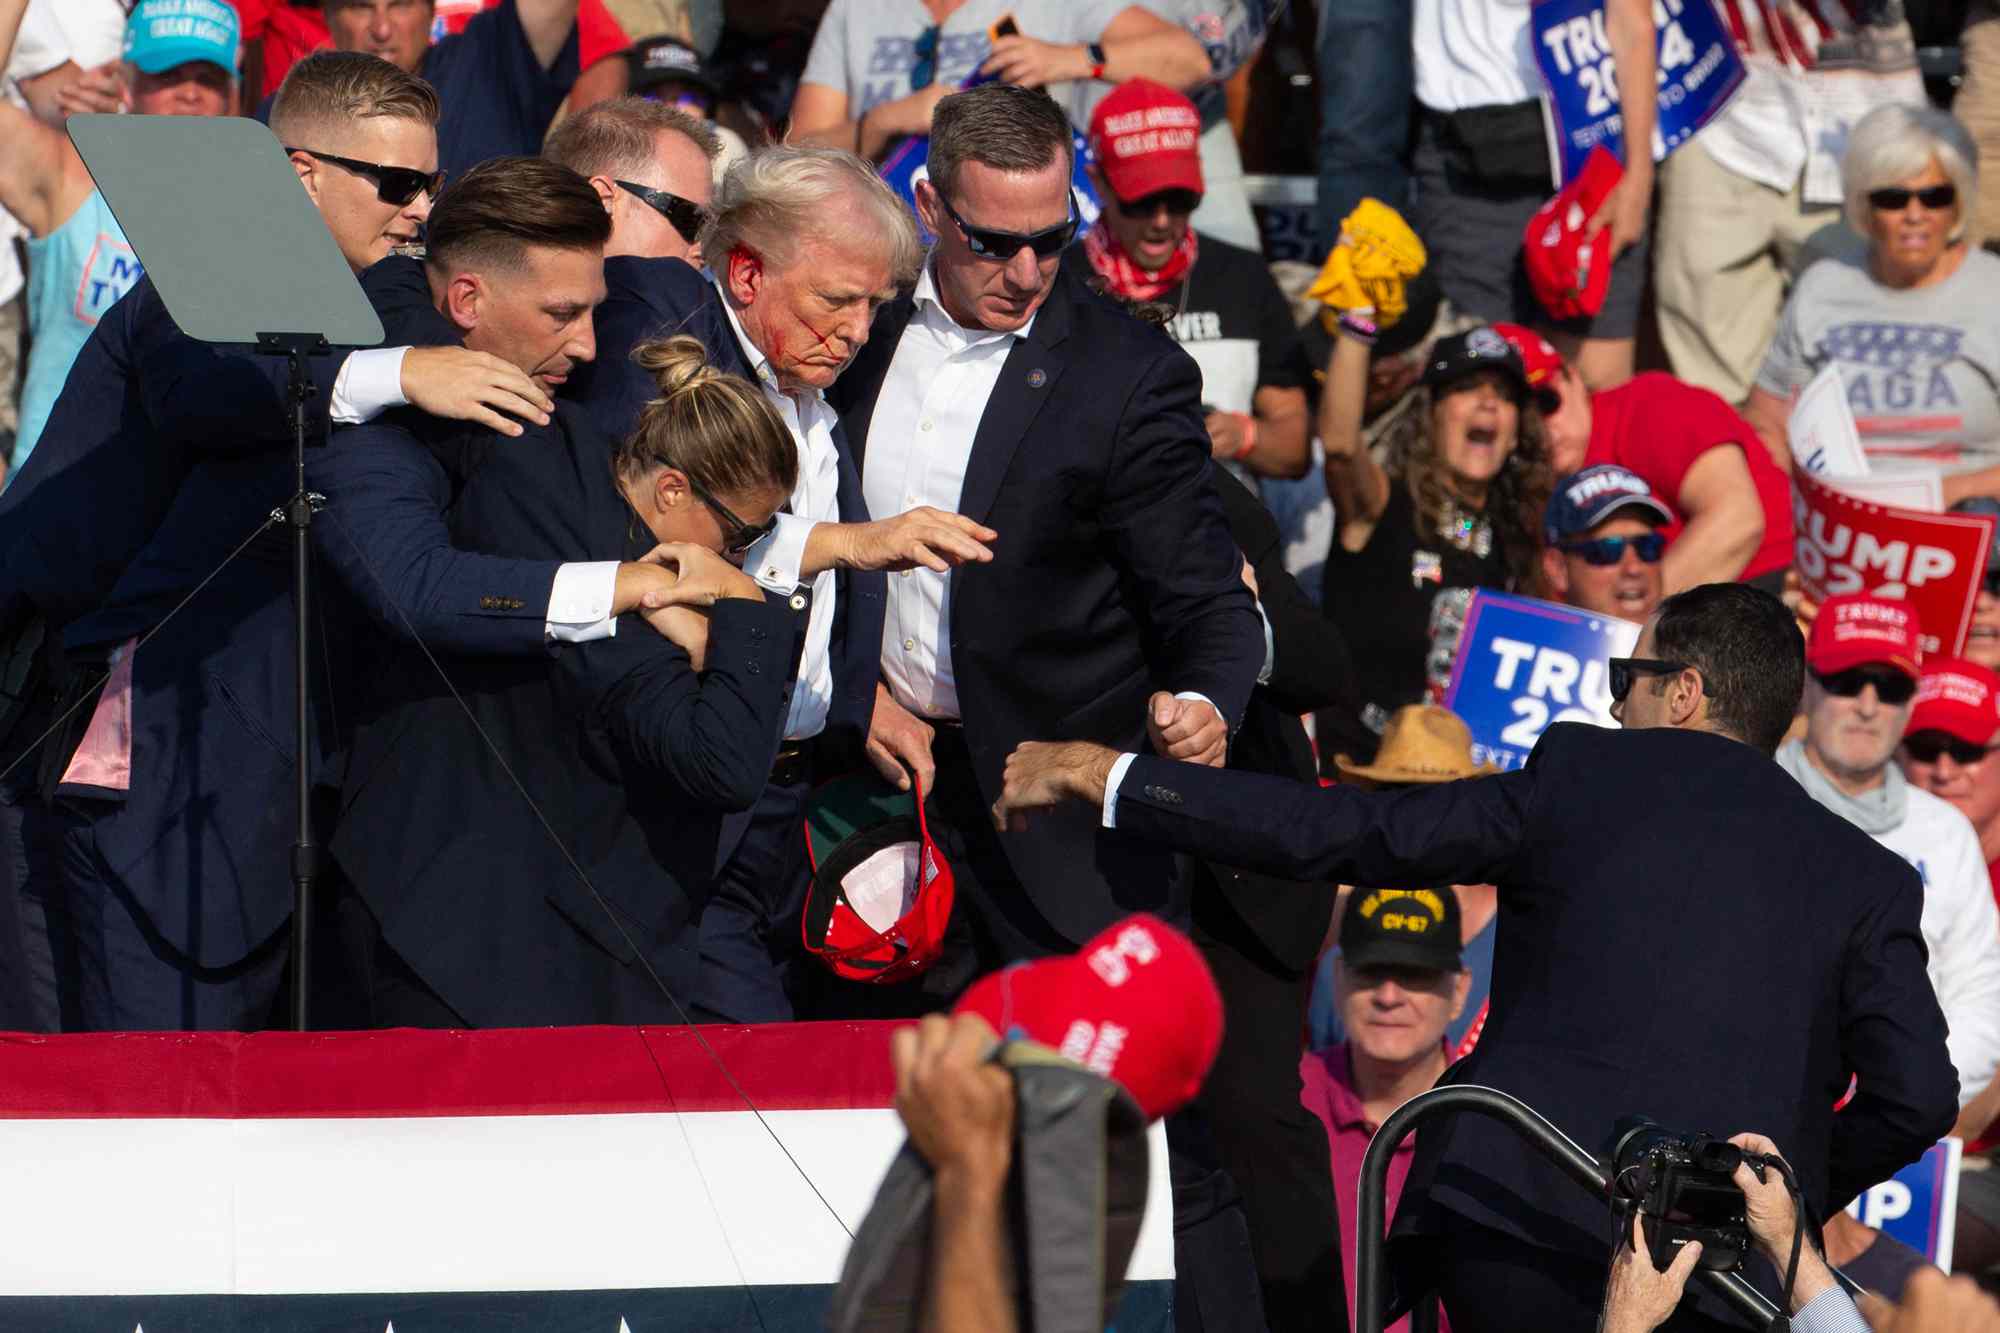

{"left": 701, "top": 145, "right": 922, "bottom": 285}
{"left": 1842, "top": 103, "right": 1980, "bottom": 246}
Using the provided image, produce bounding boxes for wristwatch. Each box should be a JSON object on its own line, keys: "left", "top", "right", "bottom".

{"left": 1087, "top": 41, "right": 1108, "bottom": 80}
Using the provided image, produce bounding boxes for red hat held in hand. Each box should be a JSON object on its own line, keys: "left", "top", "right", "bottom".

{"left": 954, "top": 913, "right": 1223, "bottom": 1122}
{"left": 1522, "top": 146, "right": 1624, "bottom": 322}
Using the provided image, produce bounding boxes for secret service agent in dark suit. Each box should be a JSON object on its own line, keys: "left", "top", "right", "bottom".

{"left": 328, "top": 399, "right": 799, "bottom": 1027}
{"left": 993, "top": 583, "right": 1957, "bottom": 1332}
{"left": 828, "top": 174, "right": 1261, "bottom": 972}
{"left": 1194, "top": 469, "right": 1356, "bottom": 1333}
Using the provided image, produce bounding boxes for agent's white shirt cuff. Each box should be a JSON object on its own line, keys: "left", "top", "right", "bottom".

{"left": 546, "top": 560, "right": 618, "bottom": 642}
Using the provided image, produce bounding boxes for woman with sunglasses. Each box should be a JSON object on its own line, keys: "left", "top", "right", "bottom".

{"left": 1748, "top": 104, "right": 2000, "bottom": 503}
{"left": 1318, "top": 321, "right": 1553, "bottom": 768}
{"left": 329, "top": 335, "right": 807, "bottom": 1028}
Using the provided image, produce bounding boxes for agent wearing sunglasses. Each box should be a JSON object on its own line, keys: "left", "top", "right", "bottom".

{"left": 994, "top": 584, "right": 1961, "bottom": 1333}
{"left": 1777, "top": 595, "right": 2000, "bottom": 1126}
{"left": 1070, "top": 79, "right": 1310, "bottom": 482}
{"left": 1900, "top": 659, "right": 2000, "bottom": 904}
{"left": 1538, "top": 464, "right": 1670, "bottom": 623}
{"left": 543, "top": 96, "right": 719, "bottom": 269}
{"left": 1747, "top": 105, "right": 2000, "bottom": 506}
{"left": 840, "top": 82, "right": 1261, "bottom": 998}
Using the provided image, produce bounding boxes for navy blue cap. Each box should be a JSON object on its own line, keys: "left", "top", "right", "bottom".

{"left": 1544, "top": 464, "right": 1674, "bottom": 544}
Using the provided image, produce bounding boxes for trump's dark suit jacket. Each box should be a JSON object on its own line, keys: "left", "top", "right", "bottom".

{"left": 829, "top": 263, "right": 1263, "bottom": 946}
{"left": 327, "top": 402, "right": 797, "bottom": 1026}
{"left": 1113, "top": 722, "right": 1957, "bottom": 1258}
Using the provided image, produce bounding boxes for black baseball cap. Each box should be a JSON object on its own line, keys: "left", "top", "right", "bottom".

{"left": 1340, "top": 888, "right": 1463, "bottom": 972}
{"left": 1419, "top": 325, "right": 1529, "bottom": 398}
{"left": 629, "top": 36, "right": 720, "bottom": 97}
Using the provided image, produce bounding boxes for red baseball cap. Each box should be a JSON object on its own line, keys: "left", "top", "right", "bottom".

{"left": 1088, "top": 78, "right": 1204, "bottom": 203}
{"left": 802, "top": 772, "right": 955, "bottom": 985}
{"left": 1807, "top": 594, "right": 1923, "bottom": 679}
{"left": 1492, "top": 323, "right": 1563, "bottom": 387}
{"left": 954, "top": 914, "right": 1222, "bottom": 1122}
{"left": 1521, "top": 146, "right": 1623, "bottom": 323}
{"left": 1909, "top": 658, "right": 2000, "bottom": 744}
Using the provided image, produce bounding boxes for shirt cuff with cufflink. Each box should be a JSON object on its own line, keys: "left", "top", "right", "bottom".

{"left": 545, "top": 560, "right": 619, "bottom": 643}
{"left": 747, "top": 511, "right": 813, "bottom": 594}
{"left": 328, "top": 346, "right": 411, "bottom": 425}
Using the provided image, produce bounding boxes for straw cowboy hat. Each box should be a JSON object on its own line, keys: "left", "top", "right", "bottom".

{"left": 1334, "top": 704, "right": 1498, "bottom": 784}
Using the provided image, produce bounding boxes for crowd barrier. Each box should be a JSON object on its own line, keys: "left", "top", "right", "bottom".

{"left": 0, "top": 1022, "right": 1174, "bottom": 1331}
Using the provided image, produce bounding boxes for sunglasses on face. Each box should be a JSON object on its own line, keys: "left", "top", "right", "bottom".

{"left": 1557, "top": 532, "right": 1666, "bottom": 566}
{"left": 1114, "top": 187, "right": 1201, "bottom": 217}
{"left": 1607, "top": 656, "right": 1689, "bottom": 703}
{"left": 614, "top": 180, "right": 709, "bottom": 246}
{"left": 1812, "top": 667, "right": 1919, "bottom": 705}
{"left": 287, "top": 147, "right": 446, "bottom": 207}
{"left": 1903, "top": 731, "right": 1996, "bottom": 765}
{"left": 686, "top": 474, "right": 777, "bottom": 557}
{"left": 1868, "top": 184, "right": 1957, "bottom": 212}
{"left": 935, "top": 188, "right": 1080, "bottom": 260}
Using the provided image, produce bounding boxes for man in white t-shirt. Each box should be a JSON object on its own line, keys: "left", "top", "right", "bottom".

{"left": 1776, "top": 594, "right": 2000, "bottom": 1113}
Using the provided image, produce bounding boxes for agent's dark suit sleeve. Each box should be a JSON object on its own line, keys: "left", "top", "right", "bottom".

{"left": 309, "top": 420, "right": 558, "bottom": 655}
{"left": 129, "top": 285, "right": 343, "bottom": 452}
{"left": 559, "top": 597, "right": 795, "bottom": 812}
{"left": 1213, "top": 467, "right": 1353, "bottom": 714}
{"left": 1105, "top": 348, "right": 1263, "bottom": 727}
{"left": 1114, "top": 751, "right": 1534, "bottom": 887}
{"left": 1829, "top": 865, "right": 1960, "bottom": 1211}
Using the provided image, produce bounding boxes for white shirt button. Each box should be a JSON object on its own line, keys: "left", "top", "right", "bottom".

{"left": 903, "top": 638, "right": 916, "bottom": 651}
{"left": 920, "top": 420, "right": 933, "bottom": 432}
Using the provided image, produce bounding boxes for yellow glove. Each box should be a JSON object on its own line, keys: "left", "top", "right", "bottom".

{"left": 1308, "top": 198, "right": 1427, "bottom": 329}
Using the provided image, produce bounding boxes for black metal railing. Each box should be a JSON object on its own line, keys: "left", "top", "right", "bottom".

{"left": 1351, "top": 1085, "right": 1788, "bottom": 1333}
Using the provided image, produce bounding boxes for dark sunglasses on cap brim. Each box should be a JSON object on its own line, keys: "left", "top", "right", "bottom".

{"left": 286, "top": 147, "right": 446, "bottom": 207}
{"left": 1812, "top": 666, "right": 1918, "bottom": 705}
{"left": 1903, "top": 731, "right": 1997, "bottom": 765}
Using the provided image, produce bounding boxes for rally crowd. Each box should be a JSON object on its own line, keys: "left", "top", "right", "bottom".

{"left": 8, "top": 0, "right": 2000, "bottom": 1331}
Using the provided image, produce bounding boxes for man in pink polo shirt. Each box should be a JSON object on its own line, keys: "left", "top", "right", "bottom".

{"left": 1301, "top": 886, "right": 1468, "bottom": 1333}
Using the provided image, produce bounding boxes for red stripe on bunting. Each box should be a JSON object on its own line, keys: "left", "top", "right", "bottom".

{"left": 0, "top": 1022, "right": 908, "bottom": 1119}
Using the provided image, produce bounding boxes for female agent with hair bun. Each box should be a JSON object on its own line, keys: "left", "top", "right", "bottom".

{"left": 331, "top": 334, "right": 806, "bottom": 1029}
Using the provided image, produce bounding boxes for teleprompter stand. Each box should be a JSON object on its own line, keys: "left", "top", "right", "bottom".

{"left": 67, "top": 115, "right": 386, "bottom": 1031}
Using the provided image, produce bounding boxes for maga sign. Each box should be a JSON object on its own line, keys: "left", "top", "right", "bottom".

{"left": 1533, "top": 0, "right": 1746, "bottom": 184}
{"left": 1442, "top": 591, "right": 1642, "bottom": 771}
{"left": 1793, "top": 471, "right": 1996, "bottom": 656}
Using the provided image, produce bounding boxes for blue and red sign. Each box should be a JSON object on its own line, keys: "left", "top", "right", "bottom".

{"left": 1532, "top": 0, "right": 1746, "bottom": 184}
{"left": 1848, "top": 1138, "right": 1963, "bottom": 1268}
{"left": 1442, "top": 590, "right": 1642, "bottom": 771}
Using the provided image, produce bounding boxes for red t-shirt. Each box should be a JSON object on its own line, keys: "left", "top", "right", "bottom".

{"left": 241, "top": 0, "right": 629, "bottom": 95}
{"left": 1585, "top": 372, "right": 1794, "bottom": 581}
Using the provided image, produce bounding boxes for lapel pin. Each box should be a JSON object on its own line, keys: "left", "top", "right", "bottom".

{"left": 1026, "top": 368, "right": 1047, "bottom": 388}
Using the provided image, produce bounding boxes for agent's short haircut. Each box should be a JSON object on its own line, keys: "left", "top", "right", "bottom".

{"left": 270, "top": 50, "right": 439, "bottom": 144}
{"left": 424, "top": 157, "right": 613, "bottom": 274}
{"left": 701, "top": 145, "right": 921, "bottom": 286}
{"left": 1842, "top": 103, "right": 1981, "bottom": 246}
{"left": 542, "top": 96, "right": 721, "bottom": 180}
{"left": 1648, "top": 583, "right": 1805, "bottom": 756}
{"left": 926, "top": 82, "right": 1072, "bottom": 202}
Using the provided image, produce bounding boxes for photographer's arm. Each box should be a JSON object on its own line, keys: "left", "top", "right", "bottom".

{"left": 1728, "top": 1133, "right": 1852, "bottom": 1324}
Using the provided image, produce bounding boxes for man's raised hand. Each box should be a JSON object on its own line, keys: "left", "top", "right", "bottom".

{"left": 991, "top": 741, "right": 1119, "bottom": 833}
{"left": 400, "top": 346, "right": 554, "bottom": 436}
{"left": 838, "top": 508, "right": 997, "bottom": 574}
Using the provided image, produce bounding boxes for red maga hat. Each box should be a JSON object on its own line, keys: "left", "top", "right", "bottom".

{"left": 1088, "top": 78, "right": 1204, "bottom": 203}
{"left": 1909, "top": 658, "right": 2000, "bottom": 744}
{"left": 954, "top": 913, "right": 1222, "bottom": 1122}
{"left": 1808, "top": 594, "right": 1923, "bottom": 680}
{"left": 1522, "top": 146, "right": 1623, "bottom": 323}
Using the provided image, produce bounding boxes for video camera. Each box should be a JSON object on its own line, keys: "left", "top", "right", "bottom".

{"left": 1607, "top": 1117, "right": 1753, "bottom": 1273}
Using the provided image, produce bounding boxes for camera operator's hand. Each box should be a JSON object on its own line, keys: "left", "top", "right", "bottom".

{"left": 1728, "top": 1132, "right": 1839, "bottom": 1314}
{"left": 1602, "top": 1211, "right": 1703, "bottom": 1333}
